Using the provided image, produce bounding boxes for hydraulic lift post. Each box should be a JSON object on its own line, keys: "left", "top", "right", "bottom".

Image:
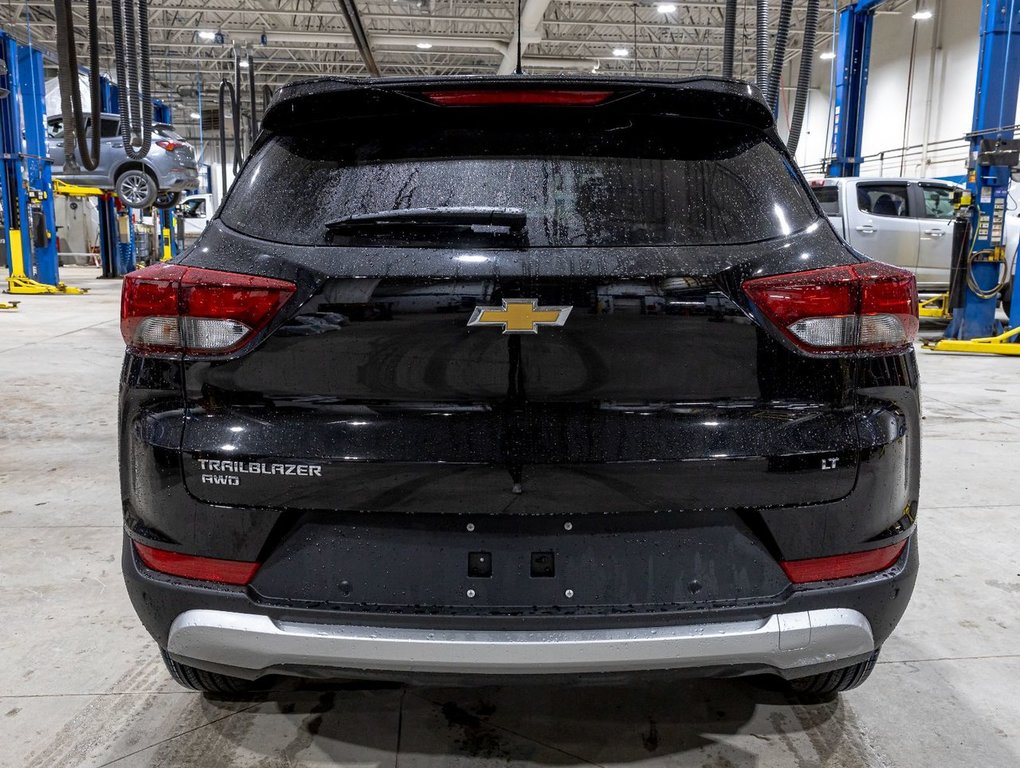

{"left": 928, "top": 0, "right": 1020, "bottom": 354}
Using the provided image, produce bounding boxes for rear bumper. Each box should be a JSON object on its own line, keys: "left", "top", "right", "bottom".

{"left": 166, "top": 607, "right": 874, "bottom": 680}
{"left": 124, "top": 531, "right": 917, "bottom": 683}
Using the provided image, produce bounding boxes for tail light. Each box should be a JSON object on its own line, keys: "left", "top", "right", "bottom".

{"left": 424, "top": 90, "right": 612, "bottom": 106}
{"left": 134, "top": 542, "right": 259, "bottom": 585}
{"left": 156, "top": 139, "right": 179, "bottom": 151}
{"left": 121, "top": 263, "right": 296, "bottom": 356}
{"left": 742, "top": 262, "right": 918, "bottom": 354}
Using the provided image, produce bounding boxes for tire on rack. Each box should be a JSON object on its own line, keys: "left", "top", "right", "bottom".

{"left": 153, "top": 190, "right": 182, "bottom": 210}
{"left": 784, "top": 648, "right": 881, "bottom": 702}
{"left": 159, "top": 647, "right": 261, "bottom": 695}
{"left": 114, "top": 167, "right": 159, "bottom": 209}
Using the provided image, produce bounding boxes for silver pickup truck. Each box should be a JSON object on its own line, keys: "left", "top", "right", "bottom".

{"left": 810, "top": 177, "right": 1017, "bottom": 298}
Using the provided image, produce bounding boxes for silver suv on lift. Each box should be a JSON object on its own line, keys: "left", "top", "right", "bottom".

{"left": 46, "top": 112, "right": 199, "bottom": 209}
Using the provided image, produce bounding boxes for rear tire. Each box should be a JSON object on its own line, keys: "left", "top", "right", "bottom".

{"left": 785, "top": 648, "right": 880, "bottom": 702}
{"left": 115, "top": 168, "right": 159, "bottom": 208}
{"left": 153, "top": 191, "right": 181, "bottom": 210}
{"left": 159, "top": 647, "right": 260, "bottom": 695}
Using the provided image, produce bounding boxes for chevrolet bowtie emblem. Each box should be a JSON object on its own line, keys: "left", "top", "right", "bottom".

{"left": 467, "top": 299, "right": 572, "bottom": 334}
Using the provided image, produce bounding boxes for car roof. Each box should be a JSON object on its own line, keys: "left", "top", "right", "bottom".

{"left": 48, "top": 112, "right": 120, "bottom": 122}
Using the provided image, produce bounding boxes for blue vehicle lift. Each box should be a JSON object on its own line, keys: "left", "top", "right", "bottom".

{"left": 827, "top": 0, "right": 887, "bottom": 178}
{"left": 928, "top": 0, "right": 1020, "bottom": 354}
{"left": 0, "top": 30, "right": 85, "bottom": 296}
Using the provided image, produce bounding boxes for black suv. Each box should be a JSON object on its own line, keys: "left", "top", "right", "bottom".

{"left": 120, "top": 76, "right": 919, "bottom": 698}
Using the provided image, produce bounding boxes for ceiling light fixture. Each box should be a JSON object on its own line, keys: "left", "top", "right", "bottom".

{"left": 655, "top": 3, "right": 677, "bottom": 12}
{"left": 820, "top": 51, "right": 836, "bottom": 60}
{"left": 239, "top": 59, "right": 250, "bottom": 68}
{"left": 416, "top": 42, "right": 433, "bottom": 49}
{"left": 197, "top": 30, "right": 217, "bottom": 40}
{"left": 189, "top": 112, "right": 201, "bottom": 120}
{"left": 612, "top": 47, "right": 629, "bottom": 57}
{"left": 912, "top": 9, "right": 933, "bottom": 20}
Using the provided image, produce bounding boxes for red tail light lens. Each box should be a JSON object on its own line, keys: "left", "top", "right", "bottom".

{"left": 424, "top": 89, "right": 612, "bottom": 106}
{"left": 742, "top": 262, "right": 918, "bottom": 354}
{"left": 156, "top": 139, "right": 179, "bottom": 151}
{"left": 134, "top": 542, "right": 259, "bottom": 585}
{"left": 780, "top": 540, "right": 907, "bottom": 583}
{"left": 121, "top": 263, "right": 296, "bottom": 356}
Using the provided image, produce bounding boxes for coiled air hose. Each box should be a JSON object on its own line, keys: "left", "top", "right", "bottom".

{"left": 247, "top": 50, "right": 258, "bottom": 142}
{"left": 53, "top": 0, "right": 102, "bottom": 171}
{"left": 218, "top": 79, "right": 242, "bottom": 196}
{"left": 111, "top": 0, "right": 153, "bottom": 160}
{"left": 756, "top": 0, "right": 770, "bottom": 92}
{"left": 765, "top": 0, "right": 794, "bottom": 114}
{"left": 722, "top": 0, "right": 738, "bottom": 78}
{"left": 786, "top": 0, "right": 820, "bottom": 156}
{"left": 965, "top": 213, "right": 1016, "bottom": 300}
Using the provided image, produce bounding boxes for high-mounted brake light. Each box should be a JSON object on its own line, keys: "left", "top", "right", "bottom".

{"left": 155, "top": 139, "right": 179, "bottom": 151}
{"left": 134, "top": 542, "right": 259, "bottom": 585}
{"left": 120, "top": 263, "right": 296, "bottom": 356}
{"left": 780, "top": 540, "right": 907, "bottom": 583}
{"left": 424, "top": 89, "right": 613, "bottom": 106}
{"left": 742, "top": 262, "right": 918, "bottom": 354}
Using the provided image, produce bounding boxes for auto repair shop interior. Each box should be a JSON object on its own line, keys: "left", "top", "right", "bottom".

{"left": 1, "top": 0, "right": 1020, "bottom": 766}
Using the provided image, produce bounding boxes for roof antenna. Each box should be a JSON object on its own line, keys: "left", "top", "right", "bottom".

{"left": 514, "top": 0, "right": 524, "bottom": 74}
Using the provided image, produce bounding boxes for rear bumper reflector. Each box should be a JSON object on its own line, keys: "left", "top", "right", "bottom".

{"left": 166, "top": 607, "right": 874, "bottom": 678}
{"left": 134, "top": 542, "right": 260, "bottom": 586}
{"left": 780, "top": 540, "right": 907, "bottom": 584}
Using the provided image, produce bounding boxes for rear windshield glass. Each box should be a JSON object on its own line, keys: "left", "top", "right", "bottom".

{"left": 812, "top": 186, "right": 840, "bottom": 216}
{"left": 221, "top": 110, "right": 819, "bottom": 248}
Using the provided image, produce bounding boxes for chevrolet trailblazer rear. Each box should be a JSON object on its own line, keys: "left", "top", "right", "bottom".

{"left": 119, "top": 77, "right": 919, "bottom": 698}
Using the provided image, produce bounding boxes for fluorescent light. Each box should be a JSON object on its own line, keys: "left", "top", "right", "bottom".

{"left": 239, "top": 59, "right": 250, "bottom": 68}
{"left": 612, "top": 47, "right": 629, "bottom": 57}
{"left": 655, "top": 3, "right": 677, "bottom": 12}
{"left": 189, "top": 112, "right": 201, "bottom": 120}
{"left": 820, "top": 51, "right": 836, "bottom": 60}
{"left": 197, "top": 30, "right": 217, "bottom": 40}
{"left": 416, "top": 42, "right": 433, "bottom": 49}
{"left": 912, "top": 9, "right": 933, "bottom": 20}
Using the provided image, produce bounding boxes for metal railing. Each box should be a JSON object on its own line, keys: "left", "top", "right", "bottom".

{"left": 800, "top": 123, "right": 1020, "bottom": 179}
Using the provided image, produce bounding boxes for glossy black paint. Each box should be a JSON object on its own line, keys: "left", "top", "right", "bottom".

{"left": 120, "top": 76, "right": 920, "bottom": 665}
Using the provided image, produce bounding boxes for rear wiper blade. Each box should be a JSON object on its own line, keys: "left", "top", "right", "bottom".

{"left": 325, "top": 206, "right": 527, "bottom": 234}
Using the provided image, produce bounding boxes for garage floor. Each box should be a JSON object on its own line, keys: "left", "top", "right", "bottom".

{"left": 2, "top": 267, "right": 1019, "bottom": 768}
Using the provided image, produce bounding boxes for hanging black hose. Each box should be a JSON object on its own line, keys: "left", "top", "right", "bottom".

{"left": 217, "top": 79, "right": 242, "bottom": 197}
{"left": 722, "top": 0, "right": 738, "bottom": 78}
{"left": 53, "top": 0, "right": 102, "bottom": 171}
{"left": 246, "top": 49, "right": 258, "bottom": 142}
{"left": 110, "top": 0, "right": 153, "bottom": 160}
{"left": 262, "top": 84, "right": 274, "bottom": 117}
{"left": 786, "top": 0, "right": 819, "bottom": 156}
{"left": 233, "top": 47, "right": 244, "bottom": 158}
{"left": 755, "top": 0, "right": 770, "bottom": 92}
{"left": 765, "top": 0, "right": 794, "bottom": 113}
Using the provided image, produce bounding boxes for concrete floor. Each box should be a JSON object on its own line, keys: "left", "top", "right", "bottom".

{"left": 1, "top": 265, "right": 1019, "bottom": 768}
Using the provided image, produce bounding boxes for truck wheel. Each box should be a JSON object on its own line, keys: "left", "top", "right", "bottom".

{"left": 115, "top": 169, "right": 159, "bottom": 208}
{"left": 159, "top": 647, "right": 260, "bottom": 695}
{"left": 1003, "top": 280, "right": 1013, "bottom": 317}
{"left": 154, "top": 191, "right": 181, "bottom": 210}
{"left": 785, "top": 648, "right": 880, "bottom": 702}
